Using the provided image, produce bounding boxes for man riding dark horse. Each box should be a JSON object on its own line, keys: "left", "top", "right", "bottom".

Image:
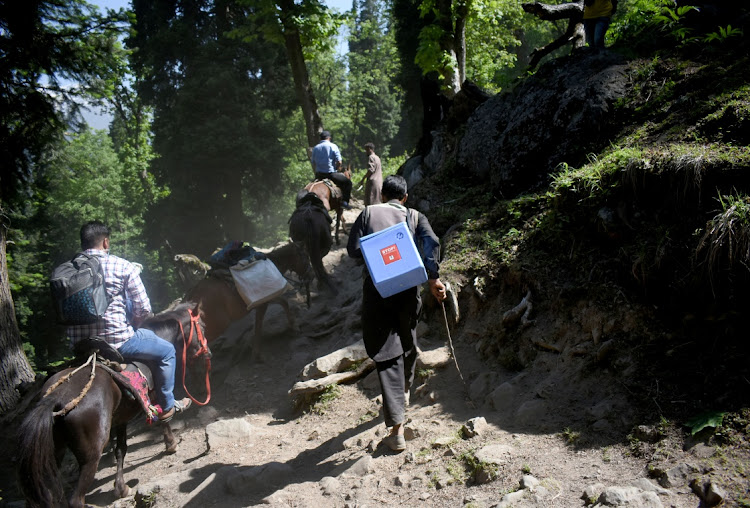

{"left": 311, "top": 130, "right": 352, "bottom": 210}
{"left": 64, "top": 221, "right": 192, "bottom": 423}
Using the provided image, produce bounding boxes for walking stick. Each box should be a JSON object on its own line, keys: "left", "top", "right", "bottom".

{"left": 440, "top": 300, "right": 466, "bottom": 388}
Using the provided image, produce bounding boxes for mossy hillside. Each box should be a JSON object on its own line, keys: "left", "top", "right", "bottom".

{"left": 428, "top": 38, "right": 750, "bottom": 427}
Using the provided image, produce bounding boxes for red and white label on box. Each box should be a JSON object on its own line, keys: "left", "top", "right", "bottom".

{"left": 380, "top": 244, "right": 402, "bottom": 265}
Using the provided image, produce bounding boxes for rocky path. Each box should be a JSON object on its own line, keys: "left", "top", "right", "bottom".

{"left": 1, "top": 207, "right": 720, "bottom": 508}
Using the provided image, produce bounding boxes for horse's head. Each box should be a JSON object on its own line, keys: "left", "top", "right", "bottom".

{"left": 148, "top": 301, "right": 212, "bottom": 362}
{"left": 185, "top": 302, "right": 212, "bottom": 362}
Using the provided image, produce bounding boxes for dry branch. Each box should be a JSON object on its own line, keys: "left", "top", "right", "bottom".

{"left": 522, "top": 1, "right": 585, "bottom": 68}
{"left": 288, "top": 359, "right": 375, "bottom": 397}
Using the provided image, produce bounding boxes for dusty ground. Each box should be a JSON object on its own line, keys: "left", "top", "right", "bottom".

{"left": 1, "top": 206, "right": 743, "bottom": 508}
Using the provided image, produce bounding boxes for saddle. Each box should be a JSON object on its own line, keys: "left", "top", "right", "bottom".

{"left": 72, "top": 338, "right": 161, "bottom": 422}
{"left": 310, "top": 179, "right": 343, "bottom": 201}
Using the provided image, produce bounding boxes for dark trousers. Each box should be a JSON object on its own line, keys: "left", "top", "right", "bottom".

{"left": 376, "top": 346, "right": 418, "bottom": 427}
{"left": 315, "top": 171, "right": 352, "bottom": 203}
{"left": 362, "top": 278, "right": 420, "bottom": 427}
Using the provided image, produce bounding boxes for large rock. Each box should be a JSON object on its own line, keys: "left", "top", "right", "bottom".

{"left": 595, "top": 486, "right": 663, "bottom": 507}
{"left": 402, "top": 155, "right": 425, "bottom": 190}
{"left": 416, "top": 346, "right": 451, "bottom": 369}
{"left": 489, "top": 382, "right": 517, "bottom": 411}
{"left": 301, "top": 340, "right": 369, "bottom": 380}
{"left": 458, "top": 51, "right": 628, "bottom": 196}
{"left": 206, "top": 418, "right": 254, "bottom": 449}
{"left": 474, "top": 444, "right": 514, "bottom": 466}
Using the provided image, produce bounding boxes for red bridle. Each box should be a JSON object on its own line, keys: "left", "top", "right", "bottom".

{"left": 178, "top": 309, "right": 211, "bottom": 406}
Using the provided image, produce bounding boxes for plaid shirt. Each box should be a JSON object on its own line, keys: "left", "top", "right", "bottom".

{"left": 66, "top": 249, "right": 152, "bottom": 348}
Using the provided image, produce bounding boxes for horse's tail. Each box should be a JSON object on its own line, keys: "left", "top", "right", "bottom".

{"left": 16, "top": 396, "right": 65, "bottom": 507}
{"left": 304, "top": 210, "right": 325, "bottom": 283}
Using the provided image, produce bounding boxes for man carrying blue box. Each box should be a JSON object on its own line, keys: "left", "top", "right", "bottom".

{"left": 347, "top": 175, "right": 447, "bottom": 452}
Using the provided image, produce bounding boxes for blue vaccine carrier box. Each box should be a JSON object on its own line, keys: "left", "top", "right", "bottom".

{"left": 360, "top": 221, "right": 428, "bottom": 298}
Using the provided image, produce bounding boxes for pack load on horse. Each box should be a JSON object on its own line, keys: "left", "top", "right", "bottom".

{"left": 16, "top": 302, "right": 211, "bottom": 508}
{"left": 183, "top": 240, "right": 313, "bottom": 355}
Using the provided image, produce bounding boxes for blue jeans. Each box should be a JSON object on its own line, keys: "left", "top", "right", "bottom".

{"left": 584, "top": 17, "right": 610, "bottom": 49}
{"left": 118, "top": 329, "right": 176, "bottom": 410}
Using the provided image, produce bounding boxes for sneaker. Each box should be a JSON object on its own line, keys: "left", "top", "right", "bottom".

{"left": 382, "top": 434, "right": 406, "bottom": 452}
{"left": 342, "top": 201, "right": 351, "bottom": 210}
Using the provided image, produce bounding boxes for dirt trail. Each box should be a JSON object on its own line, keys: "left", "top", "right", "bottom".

{"left": 1, "top": 207, "right": 706, "bottom": 508}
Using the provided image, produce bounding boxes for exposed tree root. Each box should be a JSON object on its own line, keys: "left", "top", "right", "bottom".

{"left": 503, "top": 290, "right": 534, "bottom": 329}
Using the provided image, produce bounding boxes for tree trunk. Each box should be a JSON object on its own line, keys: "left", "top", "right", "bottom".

{"left": 436, "top": 0, "right": 460, "bottom": 98}
{"left": 454, "top": 0, "right": 470, "bottom": 86}
{"left": 522, "top": 0, "right": 585, "bottom": 69}
{"left": 0, "top": 214, "right": 35, "bottom": 415}
{"left": 222, "top": 162, "right": 246, "bottom": 241}
{"left": 276, "top": 0, "right": 324, "bottom": 149}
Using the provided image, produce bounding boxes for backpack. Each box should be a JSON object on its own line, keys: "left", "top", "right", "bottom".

{"left": 50, "top": 253, "right": 111, "bottom": 325}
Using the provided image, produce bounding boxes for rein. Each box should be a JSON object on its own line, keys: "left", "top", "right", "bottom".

{"left": 43, "top": 352, "right": 98, "bottom": 417}
{"left": 178, "top": 310, "right": 212, "bottom": 406}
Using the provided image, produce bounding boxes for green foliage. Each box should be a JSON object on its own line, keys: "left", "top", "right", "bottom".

{"left": 696, "top": 191, "right": 750, "bottom": 284}
{"left": 8, "top": 127, "right": 167, "bottom": 368}
{"left": 464, "top": 0, "right": 524, "bottom": 92}
{"left": 653, "top": 3, "right": 699, "bottom": 44}
{"left": 460, "top": 449, "right": 499, "bottom": 482}
{"left": 561, "top": 427, "right": 581, "bottom": 444}
{"left": 415, "top": 24, "right": 457, "bottom": 82}
{"left": 551, "top": 148, "right": 642, "bottom": 204}
{"left": 130, "top": 0, "right": 302, "bottom": 255}
{"left": 685, "top": 411, "right": 726, "bottom": 435}
{"left": 608, "top": 0, "right": 667, "bottom": 46}
{"left": 2, "top": 2, "right": 133, "bottom": 370}
{"left": 417, "top": 367, "right": 435, "bottom": 380}
{"left": 335, "top": 0, "right": 406, "bottom": 160}
{"left": 310, "top": 384, "right": 342, "bottom": 414}
{"left": 703, "top": 25, "right": 744, "bottom": 44}
{"left": 1, "top": 0, "right": 129, "bottom": 207}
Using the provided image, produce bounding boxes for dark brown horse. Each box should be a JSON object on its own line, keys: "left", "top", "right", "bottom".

{"left": 289, "top": 192, "right": 338, "bottom": 295}
{"left": 15, "top": 302, "right": 210, "bottom": 508}
{"left": 303, "top": 165, "right": 352, "bottom": 245}
{"left": 185, "top": 241, "right": 313, "bottom": 351}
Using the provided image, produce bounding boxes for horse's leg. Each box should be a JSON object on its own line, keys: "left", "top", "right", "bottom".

{"left": 113, "top": 424, "right": 131, "bottom": 498}
{"left": 251, "top": 303, "right": 269, "bottom": 360}
{"left": 254, "top": 303, "right": 268, "bottom": 339}
{"left": 163, "top": 422, "right": 177, "bottom": 454}
{"left": 334, "top": 208, "right": 341, "bottom": 245}
{"left": 277, "top": 298, "right": 298, "bottom": 332}
{"left": 67, "top": 413, "right": 112, "bottom": 508}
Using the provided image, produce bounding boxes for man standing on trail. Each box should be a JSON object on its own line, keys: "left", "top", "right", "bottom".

{"left": 311, "top": 130, "right": 352, "bottom": 209}
{"left": 346, "top": 175, "right": 447, "bottom": 452}
{"left": 66, "top": 221, "right": 192, "bottom": 422}
{"left": 360, "top": 142, "right": 382, "bottom": 206}
{"left": 583, "top": 0, "right": 617, "bottom": 49}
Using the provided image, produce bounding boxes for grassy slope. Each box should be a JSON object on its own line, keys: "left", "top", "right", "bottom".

{"left": 412, "top": 29, "right": 750, "bottom": 503}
